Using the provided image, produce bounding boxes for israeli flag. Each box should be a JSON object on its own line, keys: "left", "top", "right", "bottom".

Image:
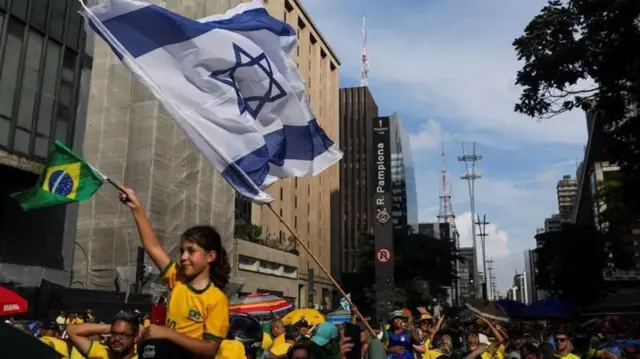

{"left": 80, "top": 0, "right": 342, "bottom": 203}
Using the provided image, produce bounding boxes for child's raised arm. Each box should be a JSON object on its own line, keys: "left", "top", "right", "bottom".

{"left": 119, "top": 186, "right": 170, "bottom": 271}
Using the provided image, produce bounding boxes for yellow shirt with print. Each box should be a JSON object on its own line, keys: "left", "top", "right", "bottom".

{"left": 162, "top": 261, "right": 230, "bottom": 342}
{"left": 40, "top": 336, "right": 69, "bottom": 358}
{"left": 86, "top": 341, "right": 138, "bottom": 359}
{"left": 558, "top": 353, "right": 580, "bottom": 359}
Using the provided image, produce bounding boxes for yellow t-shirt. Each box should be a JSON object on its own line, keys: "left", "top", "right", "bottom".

{"left": 558, "top": 353, "right": 580, "bottom": 359}
{"left": 424, "top": 349, "right": 443, "bottom": 359}
{"left": 271, "top": 342, "right": 293, "bottom": 357}
{"left": 40, "top": 336, "right": 69, "bottom": 358}
{"left": 70, "top": 346, "right": 85, "bottom": 359}
{"left": 162, "top": 261, "right": 230, "bottom": 342}
{"left": 143, "top": 319, "right": 151, "bottom": 327}
{"left": 86, "top": 341, "right": 138, "bottom": 359}
{"left": 262, "top": 332, "right": 274, "bottom": 350}
{"left": 216, "top": 340, "right": 246, "bottom": 359}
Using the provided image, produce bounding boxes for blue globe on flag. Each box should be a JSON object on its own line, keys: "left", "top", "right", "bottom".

{"left": 47, "top": 170, "right": 75, "bottom": 197}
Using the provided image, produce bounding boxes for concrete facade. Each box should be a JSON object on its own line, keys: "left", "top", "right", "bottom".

{"left": 233, "top": 238, "right": 299, "bottom": 301}
{"left": 73, "top": 0, "right": 245, "bottom": 290}
{"left": 246, "top": 0, "right": 341, "bottom": 309}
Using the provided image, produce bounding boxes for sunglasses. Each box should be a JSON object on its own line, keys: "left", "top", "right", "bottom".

{"left": 555, "top": 337, "right": 568, "bottom": 342}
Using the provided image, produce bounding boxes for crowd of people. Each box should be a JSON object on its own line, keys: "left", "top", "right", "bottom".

{"left": 5, "top": 186, "right": 633, "bottom": 359}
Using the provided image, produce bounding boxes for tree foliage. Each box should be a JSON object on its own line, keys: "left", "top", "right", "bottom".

{"left": 513, "top": 0, "right": 640, "bottom": 219}
{"left": 354, "top": 226, "right": 462, "bottom": 310}
{"left": 535, "top": 224, "right": 609, "bottom": 305}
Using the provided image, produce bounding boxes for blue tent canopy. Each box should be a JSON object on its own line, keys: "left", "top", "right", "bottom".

{"left": 495, "top": 299, "right": 528, "bottom": 317}
{"left": 522, "top": 299, "right": 577, "bottom": 319}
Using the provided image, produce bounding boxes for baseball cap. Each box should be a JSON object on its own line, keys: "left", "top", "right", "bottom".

{"left": 310, "top": 322, "right": 339, "bottom": 347}
{"left": 478, "top": 333, "right": 490, "bottom": 345}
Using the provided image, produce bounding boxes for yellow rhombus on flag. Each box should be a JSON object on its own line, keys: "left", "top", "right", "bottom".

{"left": 10, "top": 140, "right": 105, "bottom": 211}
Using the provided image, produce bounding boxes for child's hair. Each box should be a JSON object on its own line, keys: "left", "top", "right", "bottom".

{"left": 181, "top": 225, "right": 231, "bottom": 289}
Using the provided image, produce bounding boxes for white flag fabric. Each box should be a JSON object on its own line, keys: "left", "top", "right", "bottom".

{"left": 80, "top": 0, "right": 342, "bottom": 203}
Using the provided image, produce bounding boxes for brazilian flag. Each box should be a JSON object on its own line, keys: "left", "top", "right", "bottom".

{"left": 11, "top": 140, "right": 105, "bottom": 211}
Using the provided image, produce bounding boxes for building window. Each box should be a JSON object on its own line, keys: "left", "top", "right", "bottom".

{"left": 16, "top": 30, "right": 44, "bottom": 134}
{"left": 279, "top": 208, "right": 283, "bottom": 217}
{"left": 294, "top": 196, "right": 298, "bottom": 208}
{"left": 0, "top": 18, "right": 24, "bottom": 120}
{"left": 280, "top": 187, "right": 283, "bottom": 200}
{"left": 294, "top": 216, "right": 297, "bottom": 228}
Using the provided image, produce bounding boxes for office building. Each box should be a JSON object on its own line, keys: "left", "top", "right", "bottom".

{"left": 0, "top": 0, "right": 92, "bottom": 286}
{"left": 74, "top": 1, "right": 245, "bottom": 290}
{"left": 385, "top": 113, "right": 418, "bottom": 232}
{"left": 418, "top": 222, "right": 453, "bottom": 240}
{"left": 544, "top": 214, "right": 564, "bottom": 232}
{"left": 557, "top": 175, "right": 578, "bottom": 220}
{"left": 337, "top": 86, "right": 378, "bottom": 274}
{"left": 458, "top": 246, "right": 475, "bottom": 302}
{"left": 511, "top": 272, "right": 526, "bottom": 303}
{"left": 524, "top": 250, "right": 537, "bottom": 304}
{"left": 236, "top": 0, "right": 341, "bottom": 309}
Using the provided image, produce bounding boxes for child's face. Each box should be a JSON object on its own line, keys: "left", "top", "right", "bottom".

{"left": 179, "top": 238, "right": 216, "bottom": 278}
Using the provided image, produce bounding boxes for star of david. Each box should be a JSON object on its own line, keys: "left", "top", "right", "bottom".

{"left": 210, "top": 43, "right": 286, "bottom": 119}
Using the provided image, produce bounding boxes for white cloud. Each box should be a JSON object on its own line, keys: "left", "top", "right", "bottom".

{"left": 455, "top": 212, "right": 511, "bottom": 260}
{"left": 409, "top": 119, "right": 442, "bottom": 151}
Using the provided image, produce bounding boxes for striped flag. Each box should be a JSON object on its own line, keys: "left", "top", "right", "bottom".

{"left": 80, "top": 0, "right": 342, "bottom": 202}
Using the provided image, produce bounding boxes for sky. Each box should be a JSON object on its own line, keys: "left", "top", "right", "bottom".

{"left": 301, "top": 0, "right": 589, "bottom": 295}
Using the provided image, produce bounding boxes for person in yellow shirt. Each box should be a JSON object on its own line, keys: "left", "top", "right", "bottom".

{"left": 120, "top": 186, "right": 231, "bottom": 359}
{"left": 67, "top": 311, "right": 139, "bottom": 359}
{"left": 270, "top": 325, "right": 300, "bottom": 358}
{"left": 270, "top": 318, "right": 286, "bottom": 347}
{"left": 69, "top": 333, "right": 101, "bottom": 359}
{"left": 554, "top": 332, "right": 580, "bottom": 359}
{"left": 40, "top": 321, "right": 69, "bottom": 358}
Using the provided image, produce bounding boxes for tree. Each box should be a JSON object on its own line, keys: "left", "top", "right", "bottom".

{"left": 513, "top": 0, "right": 640, "bottom": 220}
{"left": 234, "top": 219, "right": 262, "bottom": 243}
{"left": 535, "top": 224, "right": 609, "bottom": 305}
{"left": 354, "top": 226, "right": 462, "bottom": 311}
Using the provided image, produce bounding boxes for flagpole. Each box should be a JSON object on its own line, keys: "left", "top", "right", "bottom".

{"left": 265, "top": 203, "right": 375, "bottom": 335}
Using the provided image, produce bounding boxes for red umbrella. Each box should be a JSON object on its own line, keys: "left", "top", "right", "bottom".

{"left": 0, "top": 286, "right": 28, "bottom": 316}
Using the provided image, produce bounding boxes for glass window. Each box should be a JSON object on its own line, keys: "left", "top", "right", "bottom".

{"left": 34, "top": 135, "right": 49, "bottom": 157}
{"left": 64, "top": 0, "right": 81, "bottom": 48}
{"left": 0, "top": 116, "right": 9, "bottom": 146}
{"left": 0, "top": 0, "right": 6, "bottom": 10}
{"left": 13, "top": 128, "right": 30, "bottom": 153}
{"left": 38, "top": 41, "right": 61, "bottom": 136}
{"left": 49, "top": 0, "right": 66, "bottom": 41}
{"left": 17, "top": 30, "right": 44, "bottom": 130}
{"left": 31, "top": 0, "right": 49, "bottom": 31}
{"left": 0, "top": 19, "right": 25, "bottom": 118}
{"left": 54, "top": 103, "right": 69, "bottom": 143}
{"left": 10, "top": 0, "right": 28, "bottom": 20}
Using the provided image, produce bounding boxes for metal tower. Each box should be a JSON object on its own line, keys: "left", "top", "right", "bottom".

{"left": 477, "top": 214, "right": 489, "bottom": 300}
{"left": 438, "top": 139, "right": 456, "bottom": 225}
{"left": 458, "top": 142, "right": 482, "bottom": 298}
{"left": 487, "top": 258, "right": 495, "bottom": 300}
{"left": 360, "top": 16, "right": 369, "bottom": 86}
{"left": 437, "top": 136, "right": 460, "bottom": 305}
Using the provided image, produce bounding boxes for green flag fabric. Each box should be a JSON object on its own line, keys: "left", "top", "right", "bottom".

{"left": 11, "top": 140, "right": 105, "bottom": 211}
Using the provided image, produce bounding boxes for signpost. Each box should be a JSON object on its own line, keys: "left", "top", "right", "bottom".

{"left": 372, "top": 116, "right": 394, "bottom": 322}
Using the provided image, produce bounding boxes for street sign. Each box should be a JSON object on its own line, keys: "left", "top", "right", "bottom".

{"left": 376, "top": 248, "right": 392, "bottom": 263}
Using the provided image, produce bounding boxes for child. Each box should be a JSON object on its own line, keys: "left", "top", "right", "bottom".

{"left": 119, "top": 186, "right": 231, "bottom": 359}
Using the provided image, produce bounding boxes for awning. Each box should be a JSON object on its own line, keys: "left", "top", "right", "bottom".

{"left": 0, "top": 286, "right": 28, "bottom": 316}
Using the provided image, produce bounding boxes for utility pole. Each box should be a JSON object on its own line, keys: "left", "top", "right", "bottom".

{"left": 476, "top": 215, "right": 489, "bottom": 300}
{"left": 458, "top": 142, "right": 482, "bottom": 298}
{"left": 487, "top": 258, "right": 495, "bottom": 300}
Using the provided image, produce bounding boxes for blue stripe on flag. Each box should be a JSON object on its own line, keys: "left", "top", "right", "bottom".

{"left": 101, "top": 5, "right": 296, "bottom": 58}
{"left": 220, "top": 119, "right": 335, "bottom": 197}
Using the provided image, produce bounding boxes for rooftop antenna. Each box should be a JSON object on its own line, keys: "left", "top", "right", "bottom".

{"left": 360, "top": 16, "right": 369, "bottom": 86}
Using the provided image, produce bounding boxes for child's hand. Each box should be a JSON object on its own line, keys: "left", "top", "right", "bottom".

{"left": 118, "top": 186, "right": 142, "bottom": 212}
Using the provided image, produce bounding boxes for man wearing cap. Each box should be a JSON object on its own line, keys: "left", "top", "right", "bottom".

{"left": 308, "top": 322, "right": 341, "bottom": 358}
{"left": 40, "top": 321, "right": 70, "bottom": 358}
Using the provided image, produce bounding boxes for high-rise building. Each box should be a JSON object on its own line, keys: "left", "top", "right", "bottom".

{"left": 418, "top": 222, "right": 453, "bottom": 240}
{"left": 544, "top": 214, "right": 564, "bottom": 232}
{"left": 74, "top": 0, "right": 244, "bottom": 290}
{"left": 557, "top": 175, "right": 578, "bottom": 220}
{"left": 512, "top": 272, "right": 526, "bottom": 303}
{"left": 0, "top": 0, "right": 92, "bottom": 286}
{"left": 458, "top": 246, "right": 476, "bottom": 302}
{"left": 385, "top": 113, "right": 418, "bottom": 232}
{"left": 237, "top": 0, "right": 341, "bottom": 309}
{"left": 524, "top": 250, "right": 537, "bottom": 304}
{"left": 337, "top": 86, "right": 378, "bottom": 274}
